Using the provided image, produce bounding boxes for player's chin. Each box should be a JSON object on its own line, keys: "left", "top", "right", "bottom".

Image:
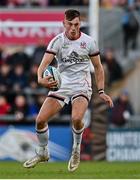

{"left": 70, "top": 33, "right": 76, "bottom": 39}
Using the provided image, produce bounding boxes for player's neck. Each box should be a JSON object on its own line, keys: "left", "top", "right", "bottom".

{"left": 65, "top": 31, "right": 81, "bottom": 40}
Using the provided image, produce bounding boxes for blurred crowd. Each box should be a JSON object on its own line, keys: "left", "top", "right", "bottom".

{"left": 0, "top": 0, "right": 89, "bottom": 7}
{"left": 0, "top": 44, "right": 48, "bottom": 123}
{"left": 0, "top": 0, "right": 140, "bottom": 8}
{"left": 100, "top": 0, "right": 140, "bottom": 9}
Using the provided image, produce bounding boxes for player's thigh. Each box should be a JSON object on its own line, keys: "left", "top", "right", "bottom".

{"left": 36, "top": 97, "right": 63, "bottom": 122}
{"left": 72, "top": 96, "right": 88, "bottom": 121}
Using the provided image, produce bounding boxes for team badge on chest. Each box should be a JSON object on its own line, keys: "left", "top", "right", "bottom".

{"left": 80, "top": 42, "right": 86, "bottom": 49}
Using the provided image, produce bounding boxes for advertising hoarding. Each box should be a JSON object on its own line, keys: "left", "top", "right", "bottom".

{"left": 107, "top": 129, "right": 140, "bottom": 161}
{"left": 0, "top": 125, "right": 72, "bottom": 162}
{"left": 0, "top": 11, "right": 64, "bottom": 44}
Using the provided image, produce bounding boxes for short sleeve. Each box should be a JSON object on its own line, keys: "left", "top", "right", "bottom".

{"left": 89, "top": 40, "right": 100, "bottom": 57}
{"left": 46, "top": 35, "right": 61, "bottom": 55}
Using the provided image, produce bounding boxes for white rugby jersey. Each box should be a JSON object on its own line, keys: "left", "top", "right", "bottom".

{"left": 46, "top": 32, "right": 100, "bottom": 92}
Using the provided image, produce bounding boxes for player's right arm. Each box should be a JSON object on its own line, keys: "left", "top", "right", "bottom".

{"left": 37, "top": 53, "right": 57, "bottom": 88}
{"left": 38, "top": 34, "right": 61, "bottom": 88}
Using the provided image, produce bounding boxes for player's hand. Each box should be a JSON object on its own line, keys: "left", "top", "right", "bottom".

{"left": 99, "top": 93, "right": 114, "bottom": 108}
{"left": 38, "top": 76, "right": 58, "bottom": 89}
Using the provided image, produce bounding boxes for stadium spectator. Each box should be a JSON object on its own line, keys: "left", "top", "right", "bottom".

{"left": 11, "top": 64, "right": 28, "bottom": 91}
{"left": 0, "top": 95, "right": 12, "bottom": 125}
{"left": 0, "top": 95, "right": 11, "bottom": 115}
{"left": 27, "top": 64, "right": 38, "bottom": 90}
{"left": 136, "top": 0, "right": 140, "bottom": 12}
{"left": 11, "top": 94, "right": 29, "bottom": 121}
{"left": 101, "top": 48, "right": 123, "bottom": 85}
{"left": 121, "top": 5, "right": 139, "bottom": 56}
{"left": 6, "top": 50, "right": 31, "bottom": 72}
{"left": 0, "top": 63, "right": 12, "bottom": 93}
{"left": 109, "top": 90, "right": 134, "bottom": 127}
{"left": 0, "top": 45, "right": 5, "bottom": 65}
{"left": 32, "top": 41, "right": 46, "bottom": 65}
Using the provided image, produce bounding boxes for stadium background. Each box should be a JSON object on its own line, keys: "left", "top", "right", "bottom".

{"left": 0, "top": 0, "right": 140, "bottom": 178}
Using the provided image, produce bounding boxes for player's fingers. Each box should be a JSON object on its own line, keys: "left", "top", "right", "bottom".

{"left": 108, "top": 99, "right": 114, "bottom": 108}
{"left": 99, "top": 94, "right": 113, "bottom": 108}
{"left": 45, "top": 75, "right": 53, "bottom": 80}
{"left": 104, "top": 96, "right": 113, "bottom": 108}
{"left": 48, "top": 81, "right": 58, "bottom": 86}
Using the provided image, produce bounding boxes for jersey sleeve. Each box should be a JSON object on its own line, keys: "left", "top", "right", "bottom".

{"left": 46, "top": 35, "right": 61, "bottom": 55}
{"left": 89, "top": 39, "right": 100, "bottom": 57}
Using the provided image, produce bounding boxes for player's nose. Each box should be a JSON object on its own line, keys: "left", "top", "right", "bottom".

{"left": 71, "top": 25, "right": 75, "bottom": 30}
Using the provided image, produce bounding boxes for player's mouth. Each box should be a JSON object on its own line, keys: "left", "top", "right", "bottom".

{"left": 71, "top": 31, "right": 76, "bottom": 35}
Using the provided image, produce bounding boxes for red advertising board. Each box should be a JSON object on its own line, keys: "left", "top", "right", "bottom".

{"left": 0, "top": 10, "right": 64, "bottom": 45}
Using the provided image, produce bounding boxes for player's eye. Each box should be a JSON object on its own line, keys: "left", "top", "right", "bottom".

{"left": 74, "top": 23, "right": 78, "bottom": 27}
{"left": 68, "top": 22, "right": 72, "bottom": 26}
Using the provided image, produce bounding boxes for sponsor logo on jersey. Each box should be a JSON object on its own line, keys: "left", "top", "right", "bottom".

{"left": 62, "top": 51, "right": 89, "bottom": 63}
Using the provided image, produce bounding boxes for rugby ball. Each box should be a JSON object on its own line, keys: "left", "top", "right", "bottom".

{"left": 43, "top": 66, "right": 61, "bottom": 91}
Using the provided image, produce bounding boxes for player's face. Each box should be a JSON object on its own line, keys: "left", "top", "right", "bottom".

{"left": 63, "top": 17, "right": 81, "bottom": 40}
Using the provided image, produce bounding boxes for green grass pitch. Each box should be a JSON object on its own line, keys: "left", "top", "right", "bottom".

{"left": 0, "top": 161, "right": 140, "bottom": 179}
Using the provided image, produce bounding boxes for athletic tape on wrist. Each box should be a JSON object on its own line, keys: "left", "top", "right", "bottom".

{"left": 98, "top": 89, "right": 104, "bottom": 94}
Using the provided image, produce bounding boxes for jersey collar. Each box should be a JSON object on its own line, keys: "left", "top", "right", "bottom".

{"left": 64, "top": 31, "right": 81, "bottom": 41}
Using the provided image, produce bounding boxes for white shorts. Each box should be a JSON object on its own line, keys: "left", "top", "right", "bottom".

{"left": 48, "top": 87, "right": 92, "bottom": 107}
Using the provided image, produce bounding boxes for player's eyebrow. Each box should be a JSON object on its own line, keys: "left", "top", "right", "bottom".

{"left": 68, "top": 22, "right": 79, "bottom": 26}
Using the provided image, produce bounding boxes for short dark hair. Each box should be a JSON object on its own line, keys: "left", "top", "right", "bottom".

{"left": 65, "top": 9, "right": 80, "bottom": 21}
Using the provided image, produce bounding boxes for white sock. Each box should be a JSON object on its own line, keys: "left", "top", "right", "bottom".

{"left": 36, "top": 125, "right": 49, "bottom": 147}
{"left": 72, "top": 126, "right": 84, "bottom": 152}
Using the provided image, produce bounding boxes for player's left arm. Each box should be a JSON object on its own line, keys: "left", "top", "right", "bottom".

{"left": 90, "top": 55, "right": 114, "bottom": 108}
